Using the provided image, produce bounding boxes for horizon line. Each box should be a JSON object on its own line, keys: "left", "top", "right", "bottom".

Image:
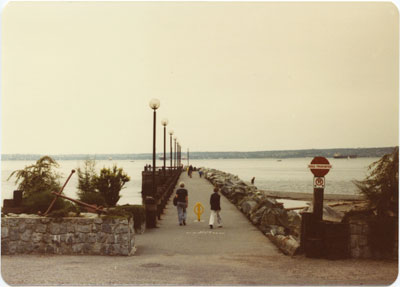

{"left": 1, "top": 146, "right": 397, "bottom": 156}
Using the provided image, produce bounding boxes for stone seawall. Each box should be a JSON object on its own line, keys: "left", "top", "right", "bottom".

{"left": 202, "top": 168, "right": 301, "bottom": 256}
{"left": 1, "top": 216, "right": 136, "bottom": 256}
{"left": 346, "top": 214, "right": 397, "bottom": 259}
{"left": 348, "top": 218, "right": 372, "bottom": 258}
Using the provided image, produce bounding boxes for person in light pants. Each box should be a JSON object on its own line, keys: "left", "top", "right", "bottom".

{"left": 209, "top": 187, "right": 222, "bottom": 229}
{"left": 175, "top": 182, "right": 189, "bottom": 226}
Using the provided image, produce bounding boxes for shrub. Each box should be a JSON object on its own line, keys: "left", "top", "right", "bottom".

{"left": 78, "top": 191, "right": 107, "bottom": 207}
{"left": 77, "top": 159, "right": 97, "bottom": 195}
{"left": 354, "top": 147, "right": 398, "bottom": 217}
{"left": 94, "top": 166, "right": 130, "bottom": 207}
{"left": 353, "top": 147, "right": 399, "bottom": 258}
{"left": 103, "top": 208, "right": 131, "bottom": 220}
{"left": 22, "top": 191, "right": 67, "bottom": 214}
{"left": 8, "top": 156, "right": 70, "bottom": 214}
{"left": 76, "top": 161, "right": 130, "bottom": 207}
{"left": 117, "top": 205, "right": 146, "bottom": 231}
{"left": 8, "top": 156, "right": 61, "bottom": 197}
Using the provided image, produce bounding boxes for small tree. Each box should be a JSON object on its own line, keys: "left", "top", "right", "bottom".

{"left": 77, "top": 159, "right": 97, "bottom": 194}
{"left": 7, "top": 156, "right": 69, "bottom": 214}
{"left": 76, "top": 161, "right": 130, "bottom": 207}
{"left": 353, "top": 147, "right": 398, "bottom": 257}
{"left": 8, "top": 156, "right": 61, "bottom": 196}
{"left": 354, "top": 147, "right": 398, "bottom": 217}
{"left": 93, "top": 165, "right": 130, "bottom": 207}
{"left": 76, "top": 159, "right": 106, "bottom": 206}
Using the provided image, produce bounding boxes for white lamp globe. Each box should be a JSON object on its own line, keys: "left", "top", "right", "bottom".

{"left": 149, "top": 98, "right": 160, "bottom": 110}
{"left": 161, "top": 119, "right": 169, "bottom": 126}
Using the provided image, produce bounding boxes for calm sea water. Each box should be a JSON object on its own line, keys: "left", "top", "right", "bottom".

{"left": 1, "top": 157, "right": 378, "bottom": 206}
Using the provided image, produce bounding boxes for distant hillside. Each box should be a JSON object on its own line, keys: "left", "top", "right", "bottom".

{"left": 187, "top": 147, "right": 396, "bottom": 159}
{"left": 2, "top": 147, "right": 396, "bottom": 161}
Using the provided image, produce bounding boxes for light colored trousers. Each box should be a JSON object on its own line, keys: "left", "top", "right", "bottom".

{"left": 177, "top": 202, "right": 187, "bottom": 224}
{"left": 209, "top": 210, "right": 222, "bottom": 227}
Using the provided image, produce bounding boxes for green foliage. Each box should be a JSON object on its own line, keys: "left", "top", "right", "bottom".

{"left": 117, "top": 205, "right": 146, "bottom": 231}
{"left": 103, "top": 208, "right": 132, "bottom": 220}
{"left": 104, "top": 205, "right": 145, "bottom": 232}
{"left": 77, "top": 159, "right": 97, "bottom": 194}
{"left": 8, "top": 156, "right": 61, "bottom": 197}
{"left": 77, "top": 160, "right": 106, "bottom": 206}
{"left": 353, "top": 147, "right": 399, "bottom": 258}
{"left": 76, "top": 160, "right": 130, "bottom": 207}
{"left": 78, "top": 192, "right": 107, "bottom": 207}
{"left": 8, "top": 156, "right": 72, "bottom": 214}
{"left": 354, "top": 147, "right": 399, "bottom": 217}
{"left": 93, "top": 166, "right": 130, "bottom": 207}
{"left": 22, "top": 190, "right": 66, "bottom": 214}
{"left": 47, "top": 201, "right": 80, "bottom": 217}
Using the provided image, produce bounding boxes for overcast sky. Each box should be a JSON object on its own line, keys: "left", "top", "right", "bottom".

{"left": 1, "top": 2, "right": 398, "bottom": 154}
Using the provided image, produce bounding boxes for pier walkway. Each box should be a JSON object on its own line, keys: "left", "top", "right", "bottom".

{"left": 1, "top": 172, "right": 397, "bottom": 286}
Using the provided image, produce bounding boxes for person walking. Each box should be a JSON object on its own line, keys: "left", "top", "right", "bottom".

{"left": 188, "top": 165, "right": 193, "bottom": 178}
{"left": 209, "top": 187, "right": 222, "bottom": 229}
{"left": 175, "top": 182, "right": 188, "bottom": 226}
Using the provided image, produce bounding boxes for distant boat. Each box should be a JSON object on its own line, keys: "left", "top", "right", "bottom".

{"left": 108, "top": 157, "right": 112, "bottom": 160}
{"left": 333, "top": 153, "right": 357, "bottom": 159}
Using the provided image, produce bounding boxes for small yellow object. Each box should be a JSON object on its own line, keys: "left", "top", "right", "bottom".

{"left": 193, "top": 202, "right": 204, "bottom": 221}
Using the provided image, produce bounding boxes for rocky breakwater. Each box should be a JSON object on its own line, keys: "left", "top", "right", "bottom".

{"left": 203, "top": 168, "right": 301, "bottom": 256}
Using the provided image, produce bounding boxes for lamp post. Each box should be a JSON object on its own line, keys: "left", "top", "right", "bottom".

{"left": 169, "top": 130, "right": 174, "bottom": 172}
{"left": 173, "top": 136, "right": 177, "bottom": 170}
{"left": 177, "top": 142, "right": 180, "bottom": 168}
{"left": 149, "top": 98, "right": 160, "bottom": 199}
{"left": 161, "top": 119, "right": 168, "bottom": 175}
{"left": 179, "top": 144, "right": 182, "bottom": 167}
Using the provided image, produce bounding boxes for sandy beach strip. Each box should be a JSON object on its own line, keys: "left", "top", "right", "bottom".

{"left": 263, "top": 190, "right": 364, "bottom": 201}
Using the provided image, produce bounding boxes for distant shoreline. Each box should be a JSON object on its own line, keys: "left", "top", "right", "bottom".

{"left": 1, "top": 146, "right": 395, "bottom": 161}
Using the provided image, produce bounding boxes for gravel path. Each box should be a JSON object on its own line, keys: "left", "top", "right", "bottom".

{"left": 1, "top": 172, "right": 397, "bottom": 286}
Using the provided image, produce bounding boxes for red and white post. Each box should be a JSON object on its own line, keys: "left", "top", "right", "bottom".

{"left": 308, "top": 157, "right": 332, "bottom": 221}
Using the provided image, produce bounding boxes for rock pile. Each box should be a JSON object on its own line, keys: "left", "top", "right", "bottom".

{"left": 202, "top": 168, "right": 301, "bottom": 256}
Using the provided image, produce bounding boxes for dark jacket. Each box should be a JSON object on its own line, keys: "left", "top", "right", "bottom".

{"left": 176, "top": 188, "right": 188, "bottom": 203}
{"left": 210, "top": 192, "right": 221, "bottom": 211}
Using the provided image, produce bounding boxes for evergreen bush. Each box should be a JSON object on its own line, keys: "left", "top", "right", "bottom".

{"left": 94, "top": 166, "right": 130, "bottom": 207}
{"left": 8, "top": 156, "right": 71, "bottom": 214}
{"left": 77, "top": 160, "right": 130, "bottom": 207}
{"left": 353, "top": 147, "right": 399, "bottom": 258}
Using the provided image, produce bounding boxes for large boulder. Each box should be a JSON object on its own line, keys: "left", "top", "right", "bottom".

{"left": 250, "top": 206, "right": 267, "bottom": 225}
{"left": 264, "top": 224, "right": 287, "bottom": 236}
{"left": 267, "top": 234, "right": 300, "bottom": 256}
{"left": 287, "top": 210, "right": 302, "bottom": 237}
{"left": 260, "top": 207, "right": 289, "bottom": 228}
{"left": 240, "top": 200, "right": 258, "bottom": 216}
{"left": 231, "top": 188, "right": 248, "bottom": 204}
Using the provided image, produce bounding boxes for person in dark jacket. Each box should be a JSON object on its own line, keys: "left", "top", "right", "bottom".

{"left": 188, "top": 165, "right": 193, "bottom": 178}
{"left": 175, "top": 182, "right": 188, "bottom": 226}
{"left": 209, "top": 187, "right": 222, "bottom": 229}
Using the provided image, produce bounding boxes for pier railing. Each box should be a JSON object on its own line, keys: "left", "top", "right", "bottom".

{"left": 141, "top": 166, "right": 182, "bottom": 228}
